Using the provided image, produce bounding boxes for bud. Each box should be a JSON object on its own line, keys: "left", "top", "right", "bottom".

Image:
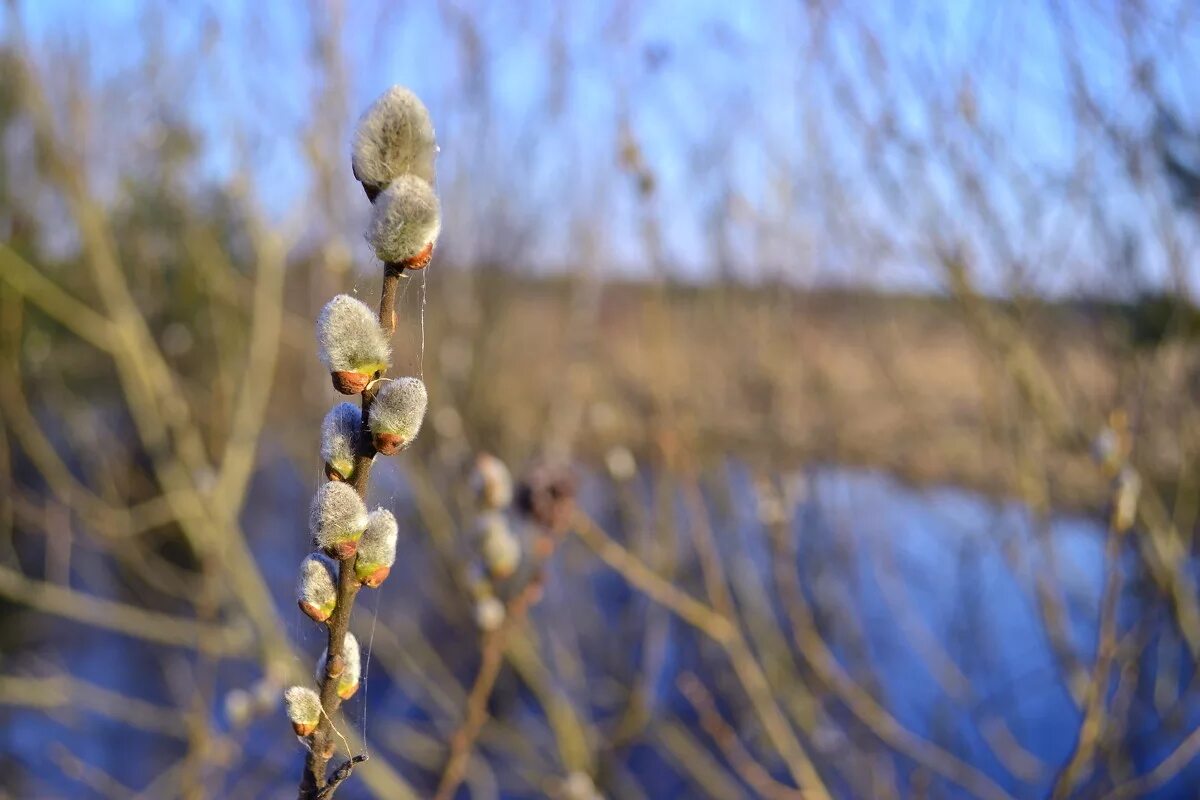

{"left": 604, "top": 446, "right": 636, "bottom": 482}
{"left": 317, "top": 295, "right": 390, "bottom": 394}
{"left": 321, "top": 403, "right": 363, "bottom": 482}
{"left": 316, "top": 633, "right": 361, "bottom": 700}
{"left": 516, "top": 461, "right": 577, "bottom": 533}
{"left": 368, "top": 377, "right": 427, "bottom": 455}
{"left": 311, "top": 481, "right": 369, "bottom": 560}
{"left": 355, "top": 508, "right": 398, "bottom": 587}
{"left": 470, "top": 453, "right": 513, "bottom": 510}
{"left": 224, "top": 688, "right": 254, "bottom": 728}
{"left": 474, "top": 595, "right": 506, "bottom": 632}
{"left": 367, "top": 175, "right": 441, "bottom": 269}
{"left": 351, "top": 85, "right": 438, "bottom": 200}
{"left": 297, "top": 553, "right": 338, "bottom": 622}
{"left": 284, "top": 686, "right": 322, "bottom": 737}
{"left": 476, "top": 511, "right": 520, "bottom": 580}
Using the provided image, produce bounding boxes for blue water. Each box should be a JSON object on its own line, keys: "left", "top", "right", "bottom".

{"left": 3, "top": 463, "right": 1198, "bottom": 798}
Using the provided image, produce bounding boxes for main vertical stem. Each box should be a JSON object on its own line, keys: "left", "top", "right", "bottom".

{"left": 299, "top": 267, "right": 404, "bottom": 799}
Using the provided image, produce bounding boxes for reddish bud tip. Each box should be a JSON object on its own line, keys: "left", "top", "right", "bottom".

{"left": 331, "top": 370, "right": 372, "bottom": 395}
{"left": 325, "top": 539, "right": 359, "bottom": 561}
{"left": 360, "top": 565, "right": 391, "bottom": 588}
{"left": 324, "top": 462, "right": 348, "bottom": 482}
{"left": 292, "top": 720, "right": 317, "bottom": 737}
{"left": 372, "top": 432, "right": 407, "bottom": 456}
{"left": 298, "top": 600, "right": 332, "bottom": 624}
{"left": 400, "top": 241, "right": 434, "bottom": 270}
{"left": 337, "top": 681, "right": 360, "bottom": 700}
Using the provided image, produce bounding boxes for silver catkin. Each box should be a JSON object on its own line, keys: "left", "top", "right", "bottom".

{"left": 297, "top": 553, "right": 338, "bottom": 622}
{"left": 367, "top": 175, "right": 441, "bottom": 264}
{"left": 316, "top": 294, "right": 390, "bottom": 374}
{"left": 357, "top": 508, "right": 398, "bottom": 571}
{"left": 351, "top": 85, "right": 437, "bottom": 195}
{"left": 369, "top": 377, "right": 428, "bottom": 441}
{"left": 321, "top": 403, "right": 362, "bottom": 480}
{"left": 315, "top": 632, "right": 362, "bottom": 699}
{"left": 310, "top": 481, "right": 369, "bottom": 552}
{"left": 284, "top": 685, "right": 322, "bottom": 734}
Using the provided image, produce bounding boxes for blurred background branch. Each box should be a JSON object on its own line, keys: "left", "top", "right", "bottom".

{"left": 1, "top": 0, "right": 1200, "bottom": 798}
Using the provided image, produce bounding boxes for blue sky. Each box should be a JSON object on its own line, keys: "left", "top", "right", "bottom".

{"left": 7, "top": 0, "right": 1200, "bottom": 295}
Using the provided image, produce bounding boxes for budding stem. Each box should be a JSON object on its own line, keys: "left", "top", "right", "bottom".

{"left": 300, "top": 261, "right": 400, "bottom": 799}
{"left": 380, "top": 264, "right": 404, "bottom": 336}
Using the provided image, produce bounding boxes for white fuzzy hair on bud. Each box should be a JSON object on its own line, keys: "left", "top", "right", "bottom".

{"left": 316, "top": 632, "right": 361, "bottom": 700}
{"left": 284, "top": 685, "right": 322, "bottom": 736}
{"left": 476, "top": 511, "right": 521, "bottom": 580}
{"left": 367, "top": 175, "right": 441, "bottom": 265}
{"left": 317, "top": 294, "right": 390, "bottom": 393}
{"left": 355, "top": 508, "right": 398, "bottom": 587}
{"left": 352, "top": 85, "right": 437, "bottom": 197}
{"left": 321, "top": 403, "right": 363, "bottom": 482}
{"left": 470, "top": 453, "right": 513, "bottom": 510}
{"left": 368, "top": 377, "right": 427, "bottom": 455}
{"left": 310, "top": 481, "right": 369, "bottom": 560}
{"left": 297, "top": 553, "right": 338, "bottom": 623}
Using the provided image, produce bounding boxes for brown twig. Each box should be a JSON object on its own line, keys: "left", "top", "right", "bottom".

{"left": 571, "top": 510, "right": 832, "bottom": 800}
{"left": 299, "top": 266, "right": 405, "bottom": 798}
{"left": 763, "top": 517, "right": 1016, "bottom": 800}
{"left": 432, "top": 551, "right": 552, "bottom": 800}
{"left": 678, "top": 672, "right": 805, "bottom": 800}
{"left": 316, "top": 754, "right": 369, "bottom": 800}
{"left": 1049, "top": 491, "right": 1132, "bottom": 799}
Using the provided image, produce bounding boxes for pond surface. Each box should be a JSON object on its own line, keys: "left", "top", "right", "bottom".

{"left": 4, "top": 462, "right": 1198, "bottom": 798}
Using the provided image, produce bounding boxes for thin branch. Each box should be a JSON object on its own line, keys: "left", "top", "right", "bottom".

{"left": 572, "top": 511, "right": 832, "bottom": 800}
{"left": 213, "top": 215, "right": 287, "bottom": 513}
{"left": 0, "top": 245, "right": 116, "bottom": 350}
{"left": 678, "top": 673, "right": 805, "bottom": 800}
{"left": 0, "top": 564, "right": 248, "bottom": 654}
{"left": 1049, "top": 511, "right": 1131, "bottom": 798}
{"left": 299, "top": 267, "right": 408, "bottom": 798}
{"left": 316, "top": 754, "right": 369, "bottom": 800}
{"left": 764, "top": 518, "right": 1017, "bottom": 800}
{"left": 0, "top": 674, "right": 192, "bottom": 739}
{"left": 432, "top": 569, "right": 548, "bottom": 800}
{"left": 1099, "top": 724, "right": 1200, "bottom": 800}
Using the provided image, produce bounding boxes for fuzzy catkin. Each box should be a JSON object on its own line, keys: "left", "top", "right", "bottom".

{"left": 368, "top": 377, "right": 427, "bottom": 452}
{"left": 284, "top": 686, "right": 322, "bottom": 736}
{"left": 316, "top": 294, "right": 390, "bottom": 375}
{"left": 367, "top": 175, "right": 441, "bottom": 264}
{"left": 351, "top": 85, "right": 437, "bottom": 195}
{"left": 471, "top": 453, "right": 513, "bottom": 510}
{"left": 321, "top": 403, "right": 363, "bottom": 481}
{"left": 355, "top": 508, "right": 398, "bottom": 587}
{"left": 316, "top": 632, "right": 361, "bottom": 700}
{"left": 476, "top": 511, "right": 521, "bottom": 580}
{"left": 297, "top": 553, "right": 338, "bottom": 622}
{"left": 310, "top": 481, "right": 369, "bottom": 559}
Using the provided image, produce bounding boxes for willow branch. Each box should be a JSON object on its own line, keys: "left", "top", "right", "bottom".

{"left": 432, "top": 567, "right": 547, "bottom": 800}
{"left": 299, "top": 266, "right": 407, "bottom": 799}
{"left": 1049, "top": 509, "right": 1130, "bottom": 798}
{"left": 572, "top": 510, "right": 831, "bottom": 800}
{"left": 678, "top": 673, "right": 805, "bottom": 800}
{"left": 0, "top": 564, "right": 247, "bottom": 655}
